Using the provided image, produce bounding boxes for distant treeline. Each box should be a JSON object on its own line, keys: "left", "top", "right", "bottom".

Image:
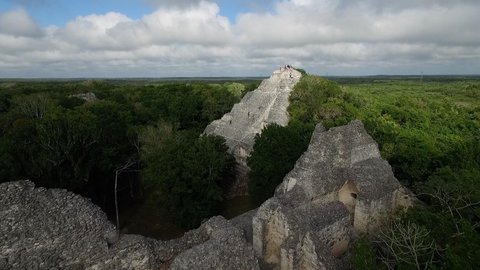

{"left": 326, "top": 75, "right": 480, "bottom": 84}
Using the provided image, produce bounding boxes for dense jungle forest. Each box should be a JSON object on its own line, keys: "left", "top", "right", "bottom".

{"left": 248, "top": 74, "right": 480, "bottom": 269}
{"left": 1, "top": 74, "right": 479, "bottom": 269}
{"left": 0, "top": 79, "right": 259, "bottom": 233}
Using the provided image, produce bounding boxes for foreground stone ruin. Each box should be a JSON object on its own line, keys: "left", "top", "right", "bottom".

{"left": 252, "top": 120, "right": 413, "bottom": 269}
{"left": 0, "top": 120, "right": 413, "bottom": 269}
{"left": 205, "top": 66, "right": 302, "bottom": 197}
{"left": 0, "top": 181, "right": 258, "bottom": 270}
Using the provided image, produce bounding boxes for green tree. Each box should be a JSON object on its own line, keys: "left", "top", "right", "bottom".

{"left": 248, "top": 121, "right": 313, "bottom": 203}
{"left": 143, "top": 133, "right": 235, "bottom": 228}
{"left": 288, "top": 75, "right": 355, "bottom": 127}
{"left": 36, "top": 108, "right": 99, "bottom": 190}
{"left": 85, "top": 100, "right": 135, "bottom": 172}
{"left": 12, "top": 93, "right": 53, "bottom": 119}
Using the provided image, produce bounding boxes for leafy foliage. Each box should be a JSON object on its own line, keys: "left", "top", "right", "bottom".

{"left": 0, "top": 80, "right": 257, "bottom": 228}
{"left": 305, "top": 77, "right": 480, "bottom": 269}
{"left": 36, "top": 107, "right": 99, "bottom": 190}
{"left": 247, "top": 121, "right": 313, "bottom": 203}
{"left": 142, "top": 133, "right": 236, "bottom": 228}
{"left": 351, "top": 238, "right": 380, "bottom": 270}
{"left": 288, "top": 75, "right": 355, "bottom": 127}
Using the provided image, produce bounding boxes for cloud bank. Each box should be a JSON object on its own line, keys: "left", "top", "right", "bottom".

{"left": 0, "top": 0, "right": 479, "bottom": 77}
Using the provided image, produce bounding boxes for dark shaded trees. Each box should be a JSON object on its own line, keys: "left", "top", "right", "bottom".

{"left": 247, "top": 121, "right": 313, "bottom": 203}
{"left": 141, "top": 132, "right": 236, "bottom": 228}
{"left": 36, "top": 108, "right": 99, "bottom": 190}
{"left": 0, "top": 80, "right": 258, "bottom": 229}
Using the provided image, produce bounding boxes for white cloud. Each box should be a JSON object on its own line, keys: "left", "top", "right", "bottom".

{"left": 233, "top": 0, "right": 480, "bottom": 74}
{"left": 117, "top": 2, "right": 232, "bottom": 46}
{"left": 58, "top": 12, "right": 133, "bottom": 50}
{"left": 145, "top": 0, "right": 213, "bottom": 8}
{"left": 0, "top": 0, "right": 479, "bottom": 77}
{"left": 0, "top": 9, "right": 43, "bottom": 37}
{"left": 236, "top": 0, "right": 480, "bottom": 46}
{"left": 291, "top": 0, "right": 312, "bottom": 7}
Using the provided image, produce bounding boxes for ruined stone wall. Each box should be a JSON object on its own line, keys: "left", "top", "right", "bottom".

{"left": 252, "top": 120, "right": 414, "bottom": 269}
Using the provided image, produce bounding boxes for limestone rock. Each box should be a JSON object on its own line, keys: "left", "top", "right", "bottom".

{"left": 0, "top": 181, "right": 258, "bottom": 270}
{"left": 230, "top": 209, "right": 257, "bottom": 243}
{"left": 171, "top": 216, "right": 259, "bottom": 270}
{"left": 252, "top": 120, "right": 414, "bottom": 269}
{"left": 0, "top": 180, "right": 116, "bottom": 270}
{"left": 70, "top": 92, "right": 98, "bottom": 102}
{"left": 205, "top": 66, "right": 302, "bottom": 197}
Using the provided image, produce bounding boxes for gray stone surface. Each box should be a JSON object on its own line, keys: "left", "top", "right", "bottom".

{"left": 0, "top": 180, "right": 116, "bottom": 270}
{"left": 0, "top": 181, "right": 258, "bottom": 270}
{"left": 277, "top": 120, "right": 401, "bottom": 203}
{"left": 205, "top": 66, "right": 302, "bottom": 197}
{"left": 171, "top": 216, "right": 259, "bottom": 270}
{"left": 230, "top": 209, "right": 257, "bottom": 243}
{"left": 252, "top": 120, "right": 413, "bottom": 269}
{"left": 70, "top": 92, "right": 98, "bottom": 102}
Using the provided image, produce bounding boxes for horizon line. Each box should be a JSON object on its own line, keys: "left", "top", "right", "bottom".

{"left": 1, "top": 74, "right": 480, "bottom": 81}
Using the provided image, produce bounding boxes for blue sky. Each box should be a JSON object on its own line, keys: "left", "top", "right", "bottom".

{"left": 0, "top": 0, "right": 479, "bottom": 77}
{"left": 0, "top": 1, "right": 171, "bottom": 26}
{"left": 0, "top": 0, "right": 270, "bottom": 26}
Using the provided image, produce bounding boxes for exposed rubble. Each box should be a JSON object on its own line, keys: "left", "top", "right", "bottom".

{"left": 0, "top": 181, "right": 258, "bottom": 270}
{"left": 205, "top": 66, "right": 302, "bottom": 197}
{"left": 252, "top": 120, "right": 414, "bottom": 269}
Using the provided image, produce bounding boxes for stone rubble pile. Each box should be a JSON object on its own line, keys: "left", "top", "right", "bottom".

{"left": 0, "top": 181, "right": 258, "bottom": 270}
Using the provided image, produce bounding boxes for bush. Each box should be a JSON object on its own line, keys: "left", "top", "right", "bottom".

{"left": 288, "top": 75, "right": 356, "bottom": 128}
{"left": 351, "top": 238, "right": 379, "bottom": 270}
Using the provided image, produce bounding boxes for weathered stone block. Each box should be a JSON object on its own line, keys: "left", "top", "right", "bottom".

{"left": 252, "top": 120, "right": 414, "bottom": 269}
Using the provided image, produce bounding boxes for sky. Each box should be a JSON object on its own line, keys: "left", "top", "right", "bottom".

{"left": 0, "top": 0, "right": 479, "bottom": 77}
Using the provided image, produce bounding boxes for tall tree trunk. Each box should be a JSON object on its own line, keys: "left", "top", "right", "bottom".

{"left": 115, "top": 170, "right": 120, "bottom": 232}
{"left": 114, "top": 159, "right": 137, "bottom": 233}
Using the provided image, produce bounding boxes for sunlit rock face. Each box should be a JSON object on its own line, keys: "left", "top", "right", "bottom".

{"left": 205, "top": 66, "right": 302, "bottom": 197}
{"left": 0, "top": 181, "right": 117, "bottom": 269}
{"left": 0, "top": 181, "right": 258, "bottom": 270}
{"left": 252, "top": 120, "right": 414, "bottom": 269}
